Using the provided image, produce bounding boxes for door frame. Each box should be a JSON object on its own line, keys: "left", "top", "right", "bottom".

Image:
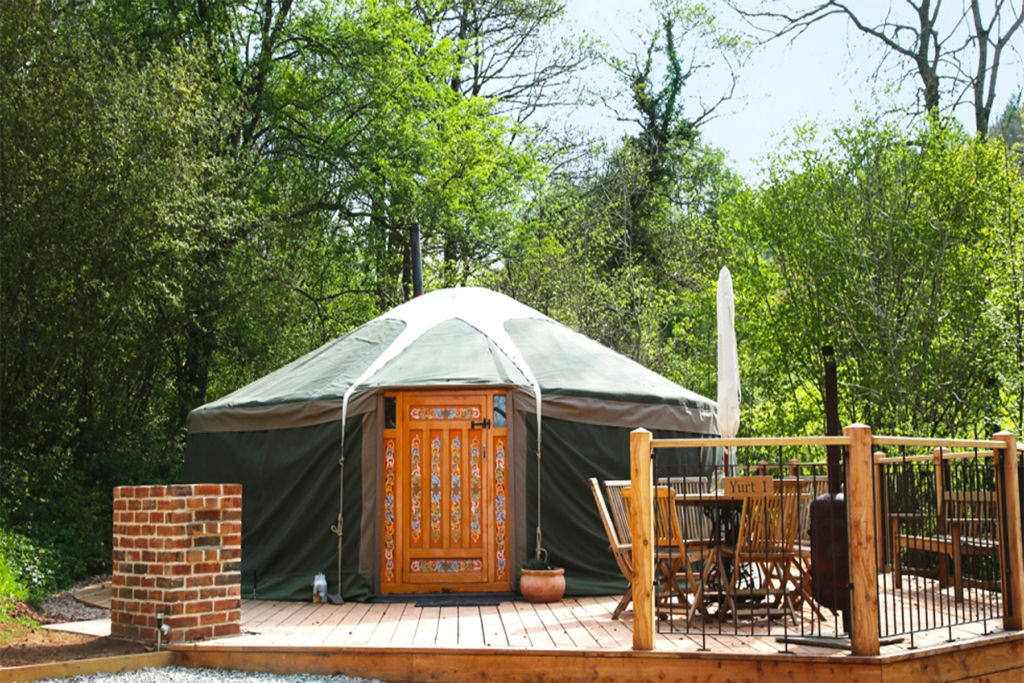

{"left": 379, "top": 388, "right": 513, "bottom": 594}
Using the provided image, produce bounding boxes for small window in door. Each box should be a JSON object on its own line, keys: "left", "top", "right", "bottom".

{"left": 384, "top": 396, "right": 397, "bottom": 429}
{"left": 493, "top": 393, "right": 507, "bottom": 428}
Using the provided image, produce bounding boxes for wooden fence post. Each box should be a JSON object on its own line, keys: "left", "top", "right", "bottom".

{"left": 845, "top": 423, "right": 880, "bottom": 656}
{"left": 630, "top": 428, "right": 654, "bottom": 651}
{"left": 993, "top": 431, "right": 1023, "bottom": 631}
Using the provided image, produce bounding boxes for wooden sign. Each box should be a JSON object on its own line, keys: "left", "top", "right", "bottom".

{"left": 721, "top": 476, "right": 773, "bottom": 498}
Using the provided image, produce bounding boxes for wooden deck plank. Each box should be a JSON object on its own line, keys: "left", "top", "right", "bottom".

{"left": 171, "top": 636, "right": 1023, "bottom": 683}
{"left": 665, "top": 632, "right": 705, "bottom": 652}
{"left": 497, "top": 601, "right": 532, "bottom": 648}
{"left": 210, "top": 578, "right": 1015, "bottom": 663}
{"left": 260, "top": 604, "right": 322, "bottom": 645}
{"left": 563, "top": 599, "right": 621, "bottom": 650}
{"left": 479, "top": 605, "right": 508, "bottom": 648}
{"left": 548, "top": 599, "right": 601, "bottom": 649}
{"left": 456, "top": 606, "right": 485, "bottom": 648}
{"left": 274, "top": 604, "right": 335, "bottom": 646}
{"left": 389, "top": 603, "right": 421, "bottom": 647}
{"left": 412, "top": 606, "right": 441, "bottom": 647}
{"left": 575, "top": 597, "right": 631, "bottom": 649}
{"left": 347, "top": 603, "right": 389, "bottom": 646}
{"left": 367, "top": 603, "right": 405, "bottom": 645}
{"left": 530, "top": 602, "right": 575, "bottom": 648}
{"left": 252, "top": 601, "right": 307, "bottom": 630}
{"left": 239, "top": 599, "right": 278, "bottom": 626}
{"left": 514, "top": 602, "right": 558, "bottom": 649}
{"left": 321, "top": 602, "right": 371, "bottom": 647}
{"left": 300, "top": 603, "right": 352, "bottom": 646}
{"left": 282, "top": 602, "right": 324, "bottom": 627}
{"left": 435, "top": 606, "right": 460, "bottom": 647}
{"left": 243, "top": 600, "right": 291, "bottom": 629}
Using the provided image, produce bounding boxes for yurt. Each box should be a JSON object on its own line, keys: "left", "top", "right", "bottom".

{"left": 184, "top": 287, "right": 719, "bottom": 601}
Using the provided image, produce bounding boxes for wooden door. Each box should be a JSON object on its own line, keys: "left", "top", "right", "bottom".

{"left": 381, "top": 391, "right": 511, "bottom": 593}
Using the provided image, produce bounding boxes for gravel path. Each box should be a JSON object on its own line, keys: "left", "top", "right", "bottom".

{"left": 37, "top": 666, "right": 382, "bottom": 682}
{"left": 42, "top": 575, "right": 111, "bottom": 623}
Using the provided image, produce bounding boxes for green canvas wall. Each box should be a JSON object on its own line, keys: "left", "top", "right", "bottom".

{"left": 184, "top": 416, "right": 372, "bottom": 601}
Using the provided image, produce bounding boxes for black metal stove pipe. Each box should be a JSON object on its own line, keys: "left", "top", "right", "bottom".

{"left": 823, "top": 345, "right": 842, "bottom": 496}
{"left": 411, "top": 222, "right": 423, "bottom": 297}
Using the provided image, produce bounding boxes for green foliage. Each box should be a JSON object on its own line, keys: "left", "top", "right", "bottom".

{"left": 490, "top": 2, "right": 745, "bottom": 396}
{"left": 729, "top": 117, "right": 1023, "bottom": 437}
{"left": 0, "top": 530, "right": 66, "bottom": 609}
{"left": 0, "top": 555, "right": 28, "bottom": 607}
{"left": 1, "top": 0, "right": 251, "bottom": 575}
{"left": 0, "top": 0, "right": 551, "bottom": 582}
{"left": 991, "top": 94, "right": 1024, "bottom": 150}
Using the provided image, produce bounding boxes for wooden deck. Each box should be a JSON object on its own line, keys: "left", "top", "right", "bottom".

{"left": 166, "top": 591, "right": 1024, "bottom": 682}
{"left": 183, "top": 593, "right": 1005, "bottom": 655}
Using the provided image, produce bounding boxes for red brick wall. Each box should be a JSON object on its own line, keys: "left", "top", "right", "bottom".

{"left": 111, "top": 484, "right": 242, "bottom": 643}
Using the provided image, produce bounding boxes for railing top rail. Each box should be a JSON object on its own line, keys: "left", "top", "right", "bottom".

{"left": 649, "top": 435, "right": 1016, "bottom": 451}
{"left": 651, "top": 436, "right": 850, "bottom": 449}
{"left": 871, "top": 435, "right": 1001, "bottom": 448}
{"left": 874, "top": 453, "right": 934, "bottom": 464}
{"left": 873, "top": 451, "right": 1000, "bottom": 463}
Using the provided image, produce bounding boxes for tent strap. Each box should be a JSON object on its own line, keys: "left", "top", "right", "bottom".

{"left": 331, "top": 454, "right": 345, "bottom": 598}
{"left": 535, "top": 448, "right": 546, "bottom": 562}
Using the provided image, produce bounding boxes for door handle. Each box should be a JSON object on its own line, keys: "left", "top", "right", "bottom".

{"left": 471, "top": 419, "right": 491, "bottom": 429}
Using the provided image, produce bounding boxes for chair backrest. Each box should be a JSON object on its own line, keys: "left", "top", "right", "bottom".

{"left": 779, "top": 474, "right": 828, "bottom": 543}
{"left": 658, "top": 476, "right": 711, "bottom": 540}
{"left": 734, "top": 483, "right": 801, "bottom": 557}
{"left": 604, "top": 480, "right": 632, "bottom": 545}
{"left": 620, "top": 486, "right": 683, "bottom": 552}
{"left": 589, "top": 478, "right": 625, "bottom": 550}
{"left": 589, "top": 478, "right": 632, "bottom": 582}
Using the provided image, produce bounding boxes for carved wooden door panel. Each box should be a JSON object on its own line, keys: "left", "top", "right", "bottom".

{"left": 381, "top": 391, "right": 510, "bottom": 594}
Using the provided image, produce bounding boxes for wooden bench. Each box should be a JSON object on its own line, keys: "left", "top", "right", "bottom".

{"left": 891, "top": 489, "right": 1000, "bottom": 603}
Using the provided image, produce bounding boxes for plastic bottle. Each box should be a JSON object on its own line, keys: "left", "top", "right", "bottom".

{"left": 313, "top": 573, "right": 327, "bottom": 603}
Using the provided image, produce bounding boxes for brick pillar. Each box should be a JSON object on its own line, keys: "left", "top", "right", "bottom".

{"left": 111, "top": 484, "right": 242, "bottom": 643}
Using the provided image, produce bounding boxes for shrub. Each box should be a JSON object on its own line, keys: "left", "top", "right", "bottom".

{"left": 0, "top": 529, "right": 66, "bottom": 609}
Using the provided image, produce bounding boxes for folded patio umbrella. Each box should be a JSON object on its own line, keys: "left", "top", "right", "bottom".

{"left": 717, "top": 266, "right": 740, "bottom": 475}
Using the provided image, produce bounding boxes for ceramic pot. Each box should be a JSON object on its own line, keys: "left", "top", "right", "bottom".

{"left": 519, "top": 568, "right": 566, "bottom": 603}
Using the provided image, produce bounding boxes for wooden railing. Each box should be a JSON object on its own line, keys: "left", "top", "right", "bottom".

{"left": 627, "top": 426, "right": 1024, "bottom": 655}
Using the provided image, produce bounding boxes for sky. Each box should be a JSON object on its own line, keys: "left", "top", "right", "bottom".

{"left": 562, "top": 0, "right": 1024, "bottom": 180}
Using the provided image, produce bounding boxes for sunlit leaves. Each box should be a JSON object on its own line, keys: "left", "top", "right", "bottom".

{"left": 729, "top": 117, "right": 1022, "bottom": 437}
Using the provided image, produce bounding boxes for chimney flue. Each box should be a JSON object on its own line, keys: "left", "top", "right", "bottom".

{"left": 410, "top": 223, "right": 423, "bottom": 298}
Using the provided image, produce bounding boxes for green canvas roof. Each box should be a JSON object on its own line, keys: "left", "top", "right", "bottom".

{"left": 187, "top": 287, "right": 715, "bottom": 434}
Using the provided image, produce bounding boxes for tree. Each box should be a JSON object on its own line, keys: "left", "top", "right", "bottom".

{"left": 729, "top": 117, "right": 1020, "bottom": 437}
{"left": 407, "top": 0, "right": 592, "bottom": 126}
{"left": 991, "top": 92, "right": 1024, "bottom": 150}
{"left": 0, "top": 0, "right": 544, "bottom": 580}
{"left": 597, "top": 0, "right": 748, "bottom": 266}
{"left": 485, "top": 1, "right": 746, "bottom": 395}
{"left": 730, "top": 1, "right": 1024, "bottom": 136}
{"left": 1, "top": 0, "right": 250, "bottom": 575}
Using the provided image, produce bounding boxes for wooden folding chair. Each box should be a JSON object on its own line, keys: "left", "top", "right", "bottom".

{"left": 621, "top": 486, "right": 714, "bottom": 622}
{"left": 789, "top": 476, "right": 827, "bottom": 618}
{"left": 604, "top": 480, "right": 633, "bottom": 554}
{"left": 719, "top": 482, "right": 801, "bottom": 626}
{"left": 659, "top": 476, "right": 713, "bottom": 542}
{"left": 589, "top": 478, "right": 633, "bottom": 619}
